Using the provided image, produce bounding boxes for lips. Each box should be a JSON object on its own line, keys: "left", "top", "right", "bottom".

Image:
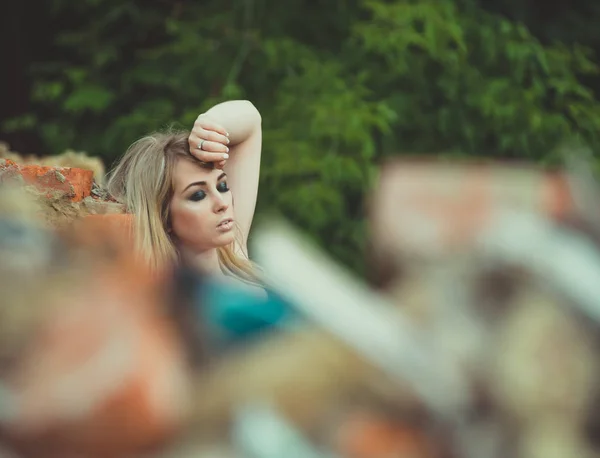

{"left": 217, "top": 218, "right": 233, "bottom": 228}
{"left": 216, "top": 218, "right": 234, "bottom": 233}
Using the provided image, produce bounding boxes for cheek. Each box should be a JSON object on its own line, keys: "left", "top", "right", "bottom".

{"left": 170, "top": 200, "right": 210, "bottom": 239}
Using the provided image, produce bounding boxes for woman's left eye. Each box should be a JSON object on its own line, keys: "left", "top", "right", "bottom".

{"left": 217, "top": 181, "right": 230, "bottom": 193}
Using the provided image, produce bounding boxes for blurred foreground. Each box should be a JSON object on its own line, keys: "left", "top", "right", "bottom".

{"left": 1, "top": 152, "right": 600, "bottom": 458}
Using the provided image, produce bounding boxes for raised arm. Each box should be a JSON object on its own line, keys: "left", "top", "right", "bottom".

{"left": 189, "top": 100, "right": 262, "bottom": 254}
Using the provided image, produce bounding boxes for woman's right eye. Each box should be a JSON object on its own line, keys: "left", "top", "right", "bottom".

{"left": 189, "top": 190, "right": 206, "bottom": 202}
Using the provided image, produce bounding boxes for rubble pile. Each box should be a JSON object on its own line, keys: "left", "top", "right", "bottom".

{"left": 0, "top": 154, "right": 124, "bottom": 228}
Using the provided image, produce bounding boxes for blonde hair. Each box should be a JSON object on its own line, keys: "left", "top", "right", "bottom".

{"left": 107, "top": 129, "right": 261, "bottom": 285}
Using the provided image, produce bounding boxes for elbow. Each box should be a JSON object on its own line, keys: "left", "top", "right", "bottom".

{"left": 241, "top": 100, "right": 262, "bottom": 125}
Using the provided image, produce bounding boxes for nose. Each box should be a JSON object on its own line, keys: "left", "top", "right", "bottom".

{"left": 213, "top": 193, "right": 229, "bottom": 214}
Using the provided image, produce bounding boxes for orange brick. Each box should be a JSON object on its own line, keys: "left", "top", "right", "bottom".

{"left": 0, "top": 160, "right": 93, "bottom": 202}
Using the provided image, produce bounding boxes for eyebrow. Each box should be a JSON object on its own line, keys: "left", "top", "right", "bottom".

{"left": 183, "top": 172, "right": 227, "bottom": 192}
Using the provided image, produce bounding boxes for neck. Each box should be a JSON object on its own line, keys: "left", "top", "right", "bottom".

{"left": 181, "top": 247, "right": 222, "bottom": 276}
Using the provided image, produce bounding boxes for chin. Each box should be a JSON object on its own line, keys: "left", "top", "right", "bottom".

{"left": 213, "top": 231, "right": 236, "bottom": 247}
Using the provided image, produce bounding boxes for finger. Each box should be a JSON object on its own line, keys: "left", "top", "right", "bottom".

{"left": 194, "top": 140, "right": 229, "bottom": 154}
{"left": 188, "top": 134, "right": 229, "bottom": 153}
{"left": 192, "top": 150, "right": 230, "bottom": 163}
{"left": 194, "top": 117, "right": 229, "bottom": 137}
{"left": 191, "top": 128, "right": 229, "bottom": 145}
{"left": 216, "top": 160, "right": 227, "bottom": 170}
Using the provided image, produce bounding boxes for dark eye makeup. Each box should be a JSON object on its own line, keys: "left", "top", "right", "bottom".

{"left": 217, "top": 181, "right": 230, "bottom": 193}
{"left": 188, "top": 190, "right": 206, "bottom": 202}
{"left": 187, "top": 181, "right": 230, "bottom": 202}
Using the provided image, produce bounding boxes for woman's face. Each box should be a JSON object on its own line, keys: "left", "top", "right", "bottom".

{"left": 169, "top": 158, "right": 235, "bottom": 252}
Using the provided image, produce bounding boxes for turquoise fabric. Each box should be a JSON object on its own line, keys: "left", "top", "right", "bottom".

{"left": 199, "top": 280, "right": 296, "bottom": 345}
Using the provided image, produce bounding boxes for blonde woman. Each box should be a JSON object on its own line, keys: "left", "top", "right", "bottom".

{"left": 108, "top": 100, "right": 265, "bottom": 299}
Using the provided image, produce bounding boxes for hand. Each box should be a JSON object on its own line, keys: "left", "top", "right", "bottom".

{"left": 188, "top": 114, "right": 230, "bottom": 168}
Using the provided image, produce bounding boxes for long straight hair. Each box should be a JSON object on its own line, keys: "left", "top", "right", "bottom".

{"left": 107, "top": 129, "right": 261, "bottom": 285}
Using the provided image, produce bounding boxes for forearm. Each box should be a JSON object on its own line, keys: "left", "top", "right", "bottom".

{"left": 204, "top": 100, "right": 261, "bottom": 147}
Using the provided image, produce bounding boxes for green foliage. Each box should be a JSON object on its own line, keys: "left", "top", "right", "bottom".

{"left": 353, "top": 0, "right": 600, "bottom": 156}
{"left": 4, "top": 0, "right": 600, "bottom": 273}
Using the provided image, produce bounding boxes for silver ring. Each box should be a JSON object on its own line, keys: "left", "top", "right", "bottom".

{"left": 198, "top": 140, "right": 206, "bottom": 150}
